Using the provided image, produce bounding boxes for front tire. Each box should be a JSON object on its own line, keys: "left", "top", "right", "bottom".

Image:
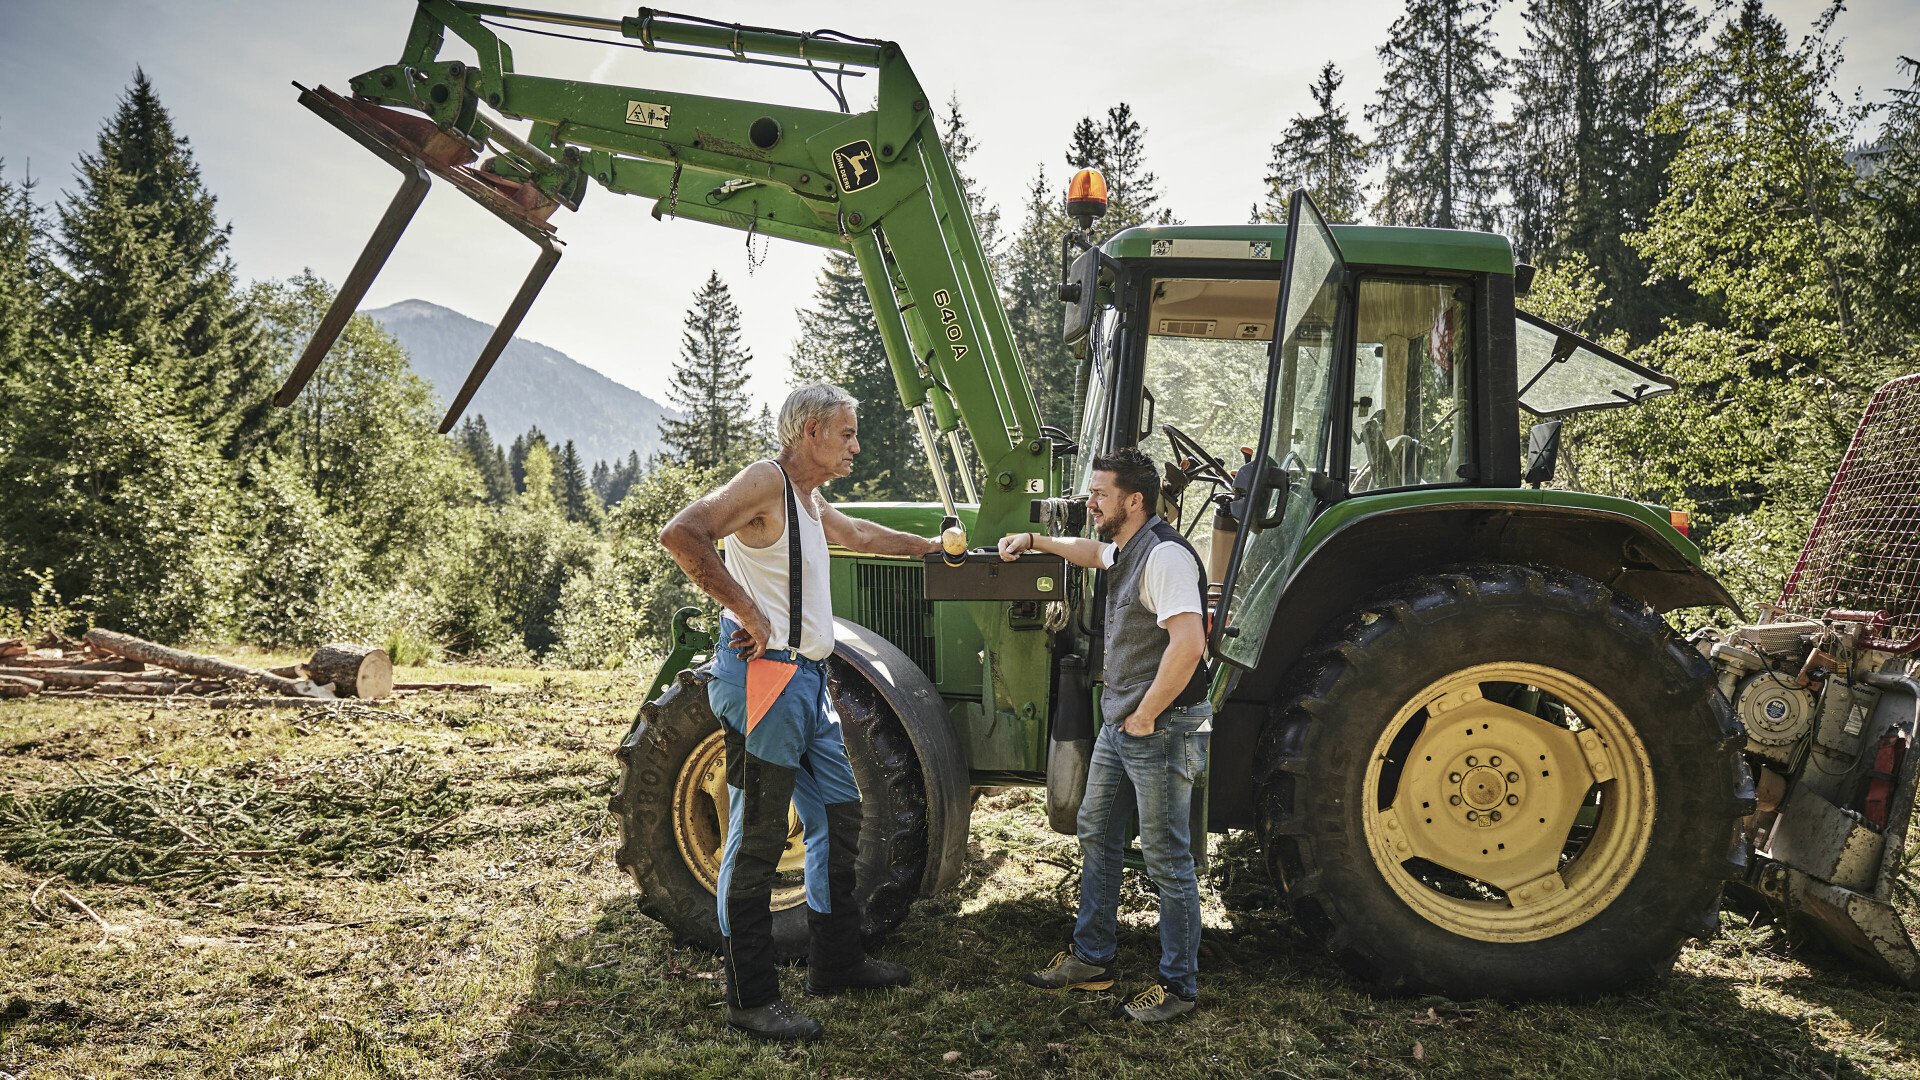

{"left": 1255, "top": 564, "right": 1751, "bottom": 998}
{"left": 612, "top": 660, "right": 929, "bottom": 959}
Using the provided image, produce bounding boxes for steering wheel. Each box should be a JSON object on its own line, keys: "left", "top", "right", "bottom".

{"left": 1160, "top": 423, "right": 1235, "bottom": 489}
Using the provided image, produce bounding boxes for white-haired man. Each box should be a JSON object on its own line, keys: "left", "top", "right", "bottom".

{"left": 661, "top": 383, "right": 940, "bottom": 1041}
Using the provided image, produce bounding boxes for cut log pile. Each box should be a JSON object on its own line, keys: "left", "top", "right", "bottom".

{"left": 0, "top": 631, "right": 488, "bottom": 705}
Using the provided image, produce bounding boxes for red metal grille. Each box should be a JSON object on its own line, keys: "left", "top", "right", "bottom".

{"left": 1778, "top": 373, "right": 1920, "bottom": 651}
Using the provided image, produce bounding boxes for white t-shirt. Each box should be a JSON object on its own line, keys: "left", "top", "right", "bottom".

{"left": 1100, "top": 538, "right": 1205, "bottom": 628}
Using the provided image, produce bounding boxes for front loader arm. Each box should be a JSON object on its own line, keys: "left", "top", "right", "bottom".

{"left": 281, "top": 2, "right": 1049, "bottom": 540}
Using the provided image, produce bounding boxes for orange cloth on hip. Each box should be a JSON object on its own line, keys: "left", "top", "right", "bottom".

{"left": 743, "top": 658, "right": 799, "bottom": 734}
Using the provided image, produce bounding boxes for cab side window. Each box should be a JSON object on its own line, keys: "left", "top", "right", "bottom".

{"left": 1347, "top": 279, "right": 1473, "bottom": 493}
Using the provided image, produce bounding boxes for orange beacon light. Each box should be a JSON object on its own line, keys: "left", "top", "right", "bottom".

{"left": 1066, "top": 168, "right": 1108, "bottom": 226}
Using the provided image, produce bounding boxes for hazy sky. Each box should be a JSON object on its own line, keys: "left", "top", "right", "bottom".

{"left": 3, "top": 0, "right": 1915, "bottom": 418}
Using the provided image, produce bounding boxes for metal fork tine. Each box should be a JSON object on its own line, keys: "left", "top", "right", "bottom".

{"left": 275, "top": 162, "right": 432, "bottom": 407}
{"left": 437, "top": 240, "right": 564, "bottom": 433}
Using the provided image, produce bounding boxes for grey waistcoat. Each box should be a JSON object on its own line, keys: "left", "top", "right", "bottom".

{"left": 1101, "top": 515, "right": 1211, "bottom": 726}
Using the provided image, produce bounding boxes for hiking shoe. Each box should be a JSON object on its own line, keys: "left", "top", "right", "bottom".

{"left": 1115, "top": 981, "right": 1197, "bottom": 1022}
{"left": 1022, "top": 950, "right": 1114, "bottom": 991}
{"left": 805, "top": 955, "right": 911, "bottom": 996}
{"left": 726, "top": 998, "right": 824, "bottom": 1041}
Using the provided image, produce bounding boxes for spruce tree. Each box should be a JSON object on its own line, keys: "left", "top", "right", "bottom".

{"left": 660, "top": 271, "right": 756, "bottom": 471}
{"left": 1065, "top": 103, "right": 1171, "bottom": 231}
{"left": 0, "top": 337, "right": 240, "bottom": 640}
{"left": 1608, "top": 0, "right": 1707, "bottom": 342}
{"left": 1631, "top": 0, "right": 1864, "bottom": 361}
{"left": 456, "top": 414, "right": 513, "bottom": 504}
{"left": 1367, "top": 0, "right": 1506, "bottom": 230}
{"left": 942, "top": 94, "right": 1002, "bottom": 265}
{"left": 999, "top": 104, "right": 1174, "bottom": 436}
{"left": 1504, "top": 0, "right": 1622, "bottom": 263}
{"left": 1503, "top": 0, "right": 1702, "bottom": 341}
{"left": 0, "top": 161, "right": 50, "bottom": 390}
{"left": 1859, "top": 58, "right": 1920, "bottom": 348}
{"left": 509, "top": 426, "right": 546, "bottom": 494}
{"left": 597, "top": 450, "right": 643, "bottom": 507}
{"left": 1259, "top": 63, "right": 1370, "bottom": 224}
{"left": 1582, "top": 0, "right": 1875, "bottom": 606}
{"left": 790, "top": 253, "right": 923, "bottom": 499}
{"left": 1002, "top": 167, "right": 1078, "bottom": 433}
{"left": 54, "top": 69, "right": 272, "bottom": 457}
{"left": 557, "top": 438, "right": 601, "bottom": 526}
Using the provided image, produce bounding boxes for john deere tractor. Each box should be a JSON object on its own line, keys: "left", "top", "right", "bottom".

{"left": 280, "top": 2, "right": 1920, "bottom": 999}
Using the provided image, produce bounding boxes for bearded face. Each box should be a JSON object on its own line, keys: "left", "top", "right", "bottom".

{"left": 1087, "top": 471, "right": 1141, "bottom": 541}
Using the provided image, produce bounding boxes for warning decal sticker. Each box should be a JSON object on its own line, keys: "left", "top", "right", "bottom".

{"left": 624, "top": 101, "right": 671, "bottom": 129}
{"left": 832, "top": 141, "right": 881, "bottom": 193}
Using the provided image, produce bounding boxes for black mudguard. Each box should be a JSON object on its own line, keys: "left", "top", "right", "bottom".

{"left": 832, "top": 618, "right": 971, "bottom": 896}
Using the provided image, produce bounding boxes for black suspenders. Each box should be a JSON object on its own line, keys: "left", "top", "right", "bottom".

{"left": 773, "top": 462, "right": 803, "bottom": 652}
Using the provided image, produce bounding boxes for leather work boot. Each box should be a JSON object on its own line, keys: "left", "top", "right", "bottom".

{"left": 726, "top": 997, "right": 824, "bottom": 1041}
{"left": 803, "top": 802, "right": 911, "bottom": 996}
{"left": 1022, "top": 949, "right": 1114, "bottom": 991}
{"left": 804, "top": 953, "right": 912, "bottom": 996}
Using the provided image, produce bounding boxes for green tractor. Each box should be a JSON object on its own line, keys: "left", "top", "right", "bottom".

{"left": 283, "top": 3, "right": 1781, "bottom": 999}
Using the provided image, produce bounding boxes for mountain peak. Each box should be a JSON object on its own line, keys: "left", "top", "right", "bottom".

{"left": 376, "top": 298, "right": 463, "bottom": 322}
{"left": 366, "top": 301, "right": 675, "bottom": 466}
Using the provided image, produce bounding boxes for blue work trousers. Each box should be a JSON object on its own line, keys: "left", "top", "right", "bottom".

{"left": 706, "top": 618, "right": 862, "bottom": 932}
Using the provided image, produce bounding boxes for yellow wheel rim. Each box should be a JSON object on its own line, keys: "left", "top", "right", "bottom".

{"left": 1361, "top": 662, "right": 1655, "bottom": 942}
{"left": 672, "top": 730, "right": 809, "bottom": 911}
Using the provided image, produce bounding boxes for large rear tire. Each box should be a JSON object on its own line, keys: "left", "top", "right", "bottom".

{"left": 611, "top": 659, "right": 929, "bottom": 959}
{"left": 1255, "top": 564, "right": 1752, "bottom": 998}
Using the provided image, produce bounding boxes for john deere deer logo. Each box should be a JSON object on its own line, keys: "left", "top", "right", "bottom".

{"left": 832, "top": 141, "right": 880, "bottom": 193}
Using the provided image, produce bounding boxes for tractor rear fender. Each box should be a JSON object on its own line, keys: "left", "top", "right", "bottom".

{"left": 831, "top": 618, "right": 971, "bottom": 897}
{"left": 1205, "top": 499, "right": 1740, "bottom": 831}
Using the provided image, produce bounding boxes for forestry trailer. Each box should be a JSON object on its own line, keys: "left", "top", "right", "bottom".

{"left": 281, "top": 3, "right": 1920, "bottom": 998}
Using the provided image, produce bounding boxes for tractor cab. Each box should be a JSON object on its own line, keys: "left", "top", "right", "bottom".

{"left": 1062, "top": 189, "right": 1681, "bottom": 670}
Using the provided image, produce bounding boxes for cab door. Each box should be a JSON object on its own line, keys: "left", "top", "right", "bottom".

{"left": 1211, "top": 189, "right": 1351, "bottom": 670}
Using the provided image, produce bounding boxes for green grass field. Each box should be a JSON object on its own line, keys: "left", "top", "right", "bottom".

{"left": 2, "top": 659, "right": 1915, "bottom": 1079}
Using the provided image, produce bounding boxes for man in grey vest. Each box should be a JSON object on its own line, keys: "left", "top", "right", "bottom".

{"left": 998, "top": 446, "right": 1212, "bottom": 1022}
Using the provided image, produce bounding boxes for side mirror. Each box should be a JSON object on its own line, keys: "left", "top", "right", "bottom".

{"left": 1061, "top": 247, "right": 1114, "bottom": 346}
{"left": 1524, "top": 419, "right": 1562, "bottom": 487}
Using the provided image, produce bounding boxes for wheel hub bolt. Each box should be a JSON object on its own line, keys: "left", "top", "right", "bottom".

{"left": 1507, "top": 772, "right": 1519, "bottom": 783}
{"left": 1465, "top": 756, "right": 1478, "bottom": 767}
{"left": 1449, "top": 795, "right": 1461, "bottom": 805}
{"left": 1450, "top": 772, "right": 1463, "bottom": 783}
{"left": 1506, "top": 794, "right": 1519, "bottom": 805}
{"left": 1490, "top": 811, "right": 1502, "bottom": 821}
{"left": 1489, "top": 756, "right": 1501, "bottom": 767}
{"left": 1465, "top": 810, "right": 1478, "bottom": 821}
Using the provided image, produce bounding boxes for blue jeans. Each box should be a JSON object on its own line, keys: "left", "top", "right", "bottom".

{"left": 1071, "top": 701, "right": 1212, "bottom": 998}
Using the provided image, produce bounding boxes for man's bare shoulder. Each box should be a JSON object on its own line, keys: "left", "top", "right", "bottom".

{"left": 723, "top": 459, "right": 784, "bottom": 499}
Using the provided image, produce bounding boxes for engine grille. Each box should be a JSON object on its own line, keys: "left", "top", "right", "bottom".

{"left": 1779, "top": 372, "right": 1920, "bottom": 649}
{"left": 851, "top": 561, "right": 937, "bottom": 677}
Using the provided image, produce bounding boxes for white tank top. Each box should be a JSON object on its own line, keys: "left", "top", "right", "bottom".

{"left": 721, "top": 463, "right": 835, "bottom": 660}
